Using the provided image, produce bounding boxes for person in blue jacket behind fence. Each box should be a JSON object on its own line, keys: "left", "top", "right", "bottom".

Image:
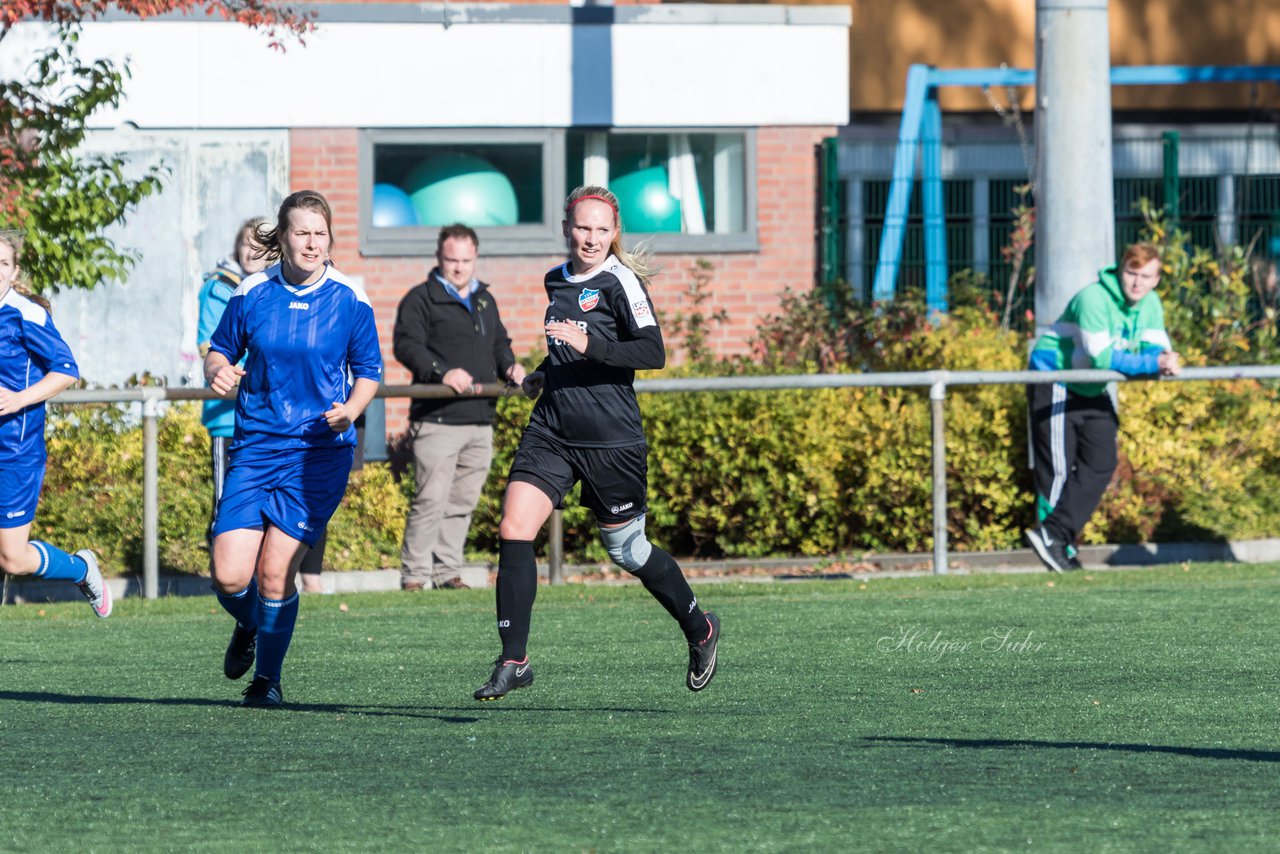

{"left": 198, "top": 217, "right": 268, "bottom": 545}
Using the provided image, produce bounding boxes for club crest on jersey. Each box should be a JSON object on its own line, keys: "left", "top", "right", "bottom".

{"left": 578, "top": 288, "right": 600, "bottom": 312}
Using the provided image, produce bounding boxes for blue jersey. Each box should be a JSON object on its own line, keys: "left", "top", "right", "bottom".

{"left": 0, "top": 288, "right": 79, "bottom": 468}
{"left": 209, "top": 264, "right": 382, "bottom": 452}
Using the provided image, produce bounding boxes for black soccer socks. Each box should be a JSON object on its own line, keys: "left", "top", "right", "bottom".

{"left": 634, "top": 546, "right": 707, "bottom": 643}
{"left": 496, "top": 539, "right": 538, "bottom": 661}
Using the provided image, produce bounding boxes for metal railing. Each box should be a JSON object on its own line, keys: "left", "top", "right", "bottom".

{"left": 56, "top": 364, "right": 1280, "bottom": 597}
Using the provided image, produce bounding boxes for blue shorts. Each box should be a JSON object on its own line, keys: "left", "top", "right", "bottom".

{"left": 211, "top": 445, "right": 355, "bottom": 547}
{"left": 0, "top": 465, "right": 43, "bottom": 529}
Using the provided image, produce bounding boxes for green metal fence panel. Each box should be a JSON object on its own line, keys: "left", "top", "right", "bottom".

{"left": 1238, "top": 175, "right": 1280, "bottom": 256}
{"left": 827, "top": 132, "right": 1280, "bottom": 321}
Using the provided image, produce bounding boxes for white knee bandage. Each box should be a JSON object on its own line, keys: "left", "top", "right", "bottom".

{"left": 598, "top": 514, "right": 652, "bottom": 573}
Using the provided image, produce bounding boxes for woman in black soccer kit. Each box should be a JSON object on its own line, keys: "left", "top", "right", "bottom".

{"left": 474, "top": 185, "right": 720, "bottom": 701}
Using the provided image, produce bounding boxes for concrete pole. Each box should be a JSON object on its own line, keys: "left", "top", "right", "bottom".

{"left": 1034, "top": 0, "right": 1115, "bottom": 329}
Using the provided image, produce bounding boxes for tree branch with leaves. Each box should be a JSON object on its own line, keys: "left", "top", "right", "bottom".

{"left": 0, "top": 1, "right": 311, "bottom": 294}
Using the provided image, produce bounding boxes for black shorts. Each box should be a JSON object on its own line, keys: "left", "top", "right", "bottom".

{"left": 508, "top": 429, "right": 648, "bottom": 525}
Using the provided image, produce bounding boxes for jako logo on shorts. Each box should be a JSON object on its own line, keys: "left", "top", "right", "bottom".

{"left": 578, "top": 288, "right": 600, "bottom": 311}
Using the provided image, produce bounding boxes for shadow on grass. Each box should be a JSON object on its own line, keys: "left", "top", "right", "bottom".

{"left": 0, "top": 690, "right": 672, "bottom": 720}
{"left": 0, "top": 689, "right": 482, "bottom": 723}
{"left": 866, "top": 735, "right": 1280, "bottom": 763}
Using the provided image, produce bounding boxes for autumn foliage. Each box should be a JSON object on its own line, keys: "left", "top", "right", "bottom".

{"left": 1, "top": 1, "right": 312, "bottom": 41}
{"left": 0, "top": 1, "right": 310, "bottom": 293}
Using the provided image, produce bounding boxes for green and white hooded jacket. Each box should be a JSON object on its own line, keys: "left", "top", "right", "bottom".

{"left": 1029, "top": 264, "right": 1172, "bottom": 398}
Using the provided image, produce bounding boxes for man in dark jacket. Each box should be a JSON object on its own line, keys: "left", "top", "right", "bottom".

{"left": 393, "top": 224, "right": 525, "bottom": 590}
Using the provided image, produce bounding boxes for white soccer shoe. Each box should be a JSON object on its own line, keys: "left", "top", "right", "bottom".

{"left": 74, "top": 550, "right": 113, "bottom": 619}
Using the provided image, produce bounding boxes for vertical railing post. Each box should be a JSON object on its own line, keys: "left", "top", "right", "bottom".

{"left": 930, "top": 375, "right": 949, "bottom": 575}
{"left": 921, "top": 92, "right": 949, "bottom": 316}
{"left": 142, "top": 392, "right": 160, "bottom": 600}
{"left": 819, "top": 136, "right": 841, "bottom": 297}
{"left": 1161, "top": 129, "right": 1181, "bottom": 228}
{"left": 548, "top": 509, "right": 564, "bottom": 584}
{"left": 872, "top": 63, "right": 931, "bottom": 302}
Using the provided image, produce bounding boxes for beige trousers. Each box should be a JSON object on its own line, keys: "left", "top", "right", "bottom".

{"left": 399, "top": 422, "right": 494, "bottom": 586}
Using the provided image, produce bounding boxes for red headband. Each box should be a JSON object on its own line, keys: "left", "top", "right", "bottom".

{"left": 566, "top": 194, "right": 617, "bottom": 213}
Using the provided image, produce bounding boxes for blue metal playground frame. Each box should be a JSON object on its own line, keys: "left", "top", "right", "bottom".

{"left": 873, "top": 63, "right": 1280, "bottom": 313}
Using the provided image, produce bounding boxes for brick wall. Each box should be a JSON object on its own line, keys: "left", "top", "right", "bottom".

{"left": 290, "top": 124, "right": 834, "bottom": 432}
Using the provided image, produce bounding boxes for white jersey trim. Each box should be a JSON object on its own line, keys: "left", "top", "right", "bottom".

{"left": 324, "top": 266, "right": 374, "bottom": 307}
{"left": 609, "top": 260, "right": 657, "bottom": 330}
{"left": 555, "top": 256, "right": 657, "bottom": 329}
{"left": 233, "top": 264, "right": 373, "bottom": 307}
{"left": 559, "top": 259, "right": 599, "bottom": 284}
{"left": 234, "top": 265, "right": 274, "bottom": 297}
{"left": 0, "top": 288, "right": 51, "bottom": 325}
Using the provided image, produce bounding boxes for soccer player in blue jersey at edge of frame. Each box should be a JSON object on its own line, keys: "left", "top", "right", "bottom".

{"left": 203, "top": 191, "right": 382, "bottom": 708}
{"left": 473, "top": 185, "right": 720, "bottom": 702}
{"left": 0, "top": 230, "right": 112, "bottom": 618}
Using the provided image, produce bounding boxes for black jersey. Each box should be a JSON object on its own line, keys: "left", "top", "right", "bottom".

{"left": 526, "top": 256, "right": 666, "bottom": 448}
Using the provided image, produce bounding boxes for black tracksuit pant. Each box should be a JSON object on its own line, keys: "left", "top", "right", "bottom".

{"left": 1028, "top": 382, "right": 1119, "bottom": 544}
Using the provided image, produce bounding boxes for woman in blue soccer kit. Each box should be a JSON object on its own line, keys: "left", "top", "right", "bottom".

{"left": 203, "top": 191, "right": 382, "bottom": 708}
{"left": 0, "top": 229, "right": 111, "bottom": 617}
{"left": 473, "top": 185, "right": 719, "bottom": 701}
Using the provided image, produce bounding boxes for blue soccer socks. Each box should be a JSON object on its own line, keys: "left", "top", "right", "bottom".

{"left": 253, "top": 591, "right": 299, "bottom": 684}
{"left": 215, "top": 577, "right": 260, "bottom": 629}
{"left": 30, "top": 541, "right": 88, "bottom": 583}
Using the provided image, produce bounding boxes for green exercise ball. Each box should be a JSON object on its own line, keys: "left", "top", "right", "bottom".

{"left": 404, "top": 154, "right": 519, "bottom": 227}
{"left": 611, "top": 166, "right": 682, "bottom": 233}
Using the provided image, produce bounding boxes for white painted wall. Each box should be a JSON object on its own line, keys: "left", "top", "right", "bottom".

{"left": 0, "top": 12, "right": 849, "bottom": 129}
{"left": 50, "top": 131, "right": 289, "bottom": 387}
{"left": 611, "top": 24, "right": 849, "bottom": 127}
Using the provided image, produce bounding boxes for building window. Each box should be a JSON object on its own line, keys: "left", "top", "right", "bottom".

{"left": 360, "top": 129, "right": 561, "bottom": 256}
{"left": 566, "top": 131, "right": 750, "bottom": 239}
{"left": 360, "top": 128, "right": 756, "bottom": 256}
{"left": 373, "top": 142, "right": 543, "bottom": 227}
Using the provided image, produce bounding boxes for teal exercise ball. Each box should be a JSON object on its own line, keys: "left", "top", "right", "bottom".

{"left": 611, "top": 166, "right": 682, "bottom": 233}
{"left": 404, "top": 154, "right": 519, "bottom": 227}
{"left": 371, "top": 183, "right": 418, "bottom": 227}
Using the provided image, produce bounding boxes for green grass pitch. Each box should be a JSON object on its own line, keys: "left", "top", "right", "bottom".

{"left": 2, "top": 563, "right": 1278, "bottom": 851}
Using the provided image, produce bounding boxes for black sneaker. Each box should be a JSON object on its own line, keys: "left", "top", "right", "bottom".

{"left": 1025, "top": 525, "right": 1070, "bottom": 573}
{"left": 224, "top": 623, "right": 257, "bottom": 680}
{"left": 687, "top": 613, "right": 720, "bottom": 692}
{"left": 241, "top": 675, "right": 283, "bottom": 708}
{"left": 1065, "top": 554, "right": 1084, "bottom": 571}
{"left": 474, "top": 657, "right": 533, "bottom": 701}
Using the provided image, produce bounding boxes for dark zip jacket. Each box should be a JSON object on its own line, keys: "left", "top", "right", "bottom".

{"left": 392, "top": 270, "right": 518, "bottom": 425}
